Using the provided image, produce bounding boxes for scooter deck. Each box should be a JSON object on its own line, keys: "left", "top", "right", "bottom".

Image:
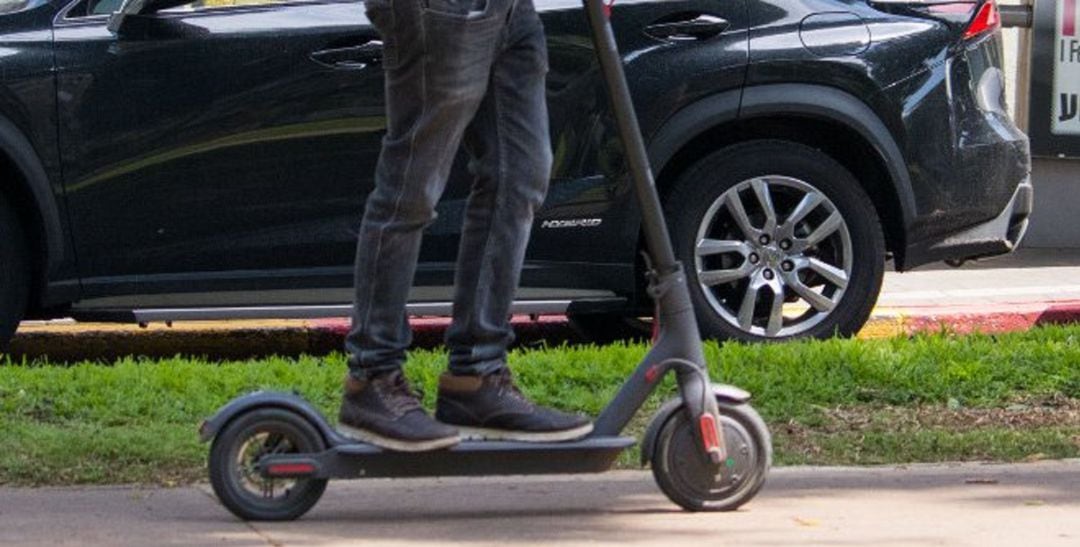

{"left": 200, "top": 392, "right": 637, "bottom": 480}
{"left": 261, "top": 436, "right": 637, "bottom": 480}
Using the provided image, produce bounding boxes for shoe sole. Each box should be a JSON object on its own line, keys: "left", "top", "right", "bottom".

{"left": 455, "top": 423, "right": 594, "bottom": 443}
{"left": 337, "top": 424, "right": 460, "bottom": 452}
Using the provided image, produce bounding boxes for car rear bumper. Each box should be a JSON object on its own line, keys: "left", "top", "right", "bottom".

{"left": 885, "top": 31, "right": 1033, "bottom": 269}
{"left": 906, "top": 177, "right": 1032, "bottom": 266}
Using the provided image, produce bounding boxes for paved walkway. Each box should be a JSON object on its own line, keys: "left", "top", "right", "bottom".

{"left": 859, "top": 247, "right": 1080, "bottom": 336}
{"left": 2, "top": 461, "right": 1078, "bottom": 546}
{"left": 880, "top": 247, "right": 1080, "bottom": 308}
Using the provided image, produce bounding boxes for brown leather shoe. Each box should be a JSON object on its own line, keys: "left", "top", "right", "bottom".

{"left": 338, "top": 370, "right": 459, "bottom": 451}
{"left": 435, "top": 368, "right": 593, "bottom": 442}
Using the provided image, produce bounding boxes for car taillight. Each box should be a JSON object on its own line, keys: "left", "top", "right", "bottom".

{"left": 962, "top": 1, "right": 1000, "bottom": 41}
{"left": 869, "top": 1, "right": 1000, "bottom": 40}
{"left": 924, "top": 2, "right": 976, "bottom": 16}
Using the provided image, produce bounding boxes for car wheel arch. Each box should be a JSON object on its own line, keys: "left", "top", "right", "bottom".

{"left": 0, "top": 114, "right": 69, "bottom": 312}
{"left": 646, "top": 83, "right": 914, "bottom": 271}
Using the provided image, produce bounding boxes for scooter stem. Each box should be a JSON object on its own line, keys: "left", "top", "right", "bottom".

{"left": 581, "top": 0, "right": 677, "bottom": 273}
{"left": 582, "top": 0, "right": 726, "bottom": 463}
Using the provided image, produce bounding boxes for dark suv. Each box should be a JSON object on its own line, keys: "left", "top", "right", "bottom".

{"left": 0, "top": 0, "right": 1029, "bottom": 348}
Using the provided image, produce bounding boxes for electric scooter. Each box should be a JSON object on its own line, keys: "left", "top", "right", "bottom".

{"left": 194, "top": 0, "right": 772, "bottom": 521}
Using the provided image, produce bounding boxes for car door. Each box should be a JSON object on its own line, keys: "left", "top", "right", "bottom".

{"left": 514, "top": 0, "right": 750, "bottom": 292}
{"left": 53, "top": 0, "right": 385, "bottom": 296}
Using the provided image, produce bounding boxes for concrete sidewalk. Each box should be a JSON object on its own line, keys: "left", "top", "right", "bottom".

{"left": 9, "top": 248, "right": 1080, "bottom": 361}
{"left": 862, "top": 247, "right": 1080, "bottom": 337}
{"left": 2, "top": 461, "right": 1078, "bottom": 546}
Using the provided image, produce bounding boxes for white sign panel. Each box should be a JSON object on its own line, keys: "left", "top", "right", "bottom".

{"left": 1054, "top": 0, "right": 1080, "bottom": 133}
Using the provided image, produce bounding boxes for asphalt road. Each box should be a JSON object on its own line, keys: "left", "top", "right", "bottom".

{"left": 2, "top": 461, "right": 1078, "bottom": 546}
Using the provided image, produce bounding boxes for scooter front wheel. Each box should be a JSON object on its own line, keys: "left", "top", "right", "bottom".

{"left": 650, "top": 398, "right": 771, "bottom": 511}
{"left": 208, "top": 407, "right": 328, "bottom": 521}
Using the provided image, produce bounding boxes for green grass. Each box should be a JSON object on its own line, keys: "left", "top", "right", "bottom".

{"left": 775, "top": 428, "right": 1080, "bottom": 466}
{"left": 1, "top": 325, "right": 1078, "bottom": 485}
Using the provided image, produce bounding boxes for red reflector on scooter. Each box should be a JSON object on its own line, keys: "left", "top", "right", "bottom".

{"left": 698, "top": 414, "right": 722, "bottom": 457}
{"left": 266, "top": 463, "right": 316, "bottom": 476}
{"left": 645, "top": 364, "right": 661, "bottom": 383}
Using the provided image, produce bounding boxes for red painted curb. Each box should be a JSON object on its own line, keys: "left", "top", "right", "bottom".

{"left": 878, "top": 299, "right": 1080, "bottom": 336}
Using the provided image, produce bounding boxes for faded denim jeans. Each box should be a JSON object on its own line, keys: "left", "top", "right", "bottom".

{"left": 346, "top": 0, "right": 552, "bottom": 377}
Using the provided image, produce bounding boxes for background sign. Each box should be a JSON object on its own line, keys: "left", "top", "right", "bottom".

{"left": 1031, "top": 0, "right": 1080, "bottom": 157}
{"left": 1053, "top": 0, "right": 1080, "bottom": 134}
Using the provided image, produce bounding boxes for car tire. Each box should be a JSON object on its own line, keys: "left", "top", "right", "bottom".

{"left": 0, "top": 192, "right": 28, "bottom": 352}
{"left": 665, "top": 140, "right": 885, "bottom": 342}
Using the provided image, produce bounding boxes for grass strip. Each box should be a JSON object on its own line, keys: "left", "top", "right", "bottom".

{"left": 1, "top": 325, "right": 1078, "bottom": 485}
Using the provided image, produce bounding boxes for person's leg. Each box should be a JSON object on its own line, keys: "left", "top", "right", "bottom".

{"left": 340, "top": 0, "right": 509, "bottom": 450}
{"left": 444, "top": 0, "right": 552, "bottom": 376}
{"left": 346, "top": 0, "right": 503, "bottom": 377}
{"left": 436, "top": 0, "right": 592, "bottom": 442}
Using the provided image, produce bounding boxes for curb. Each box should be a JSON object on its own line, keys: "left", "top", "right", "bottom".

{"left": 8, "top": 300, "right": 1080, "bottom": 362}
{"left": 5, "top": 316, "right": 577, "bottom": 362}
{"left": 857, "top": 299, "right": 1080, "bottom": 339}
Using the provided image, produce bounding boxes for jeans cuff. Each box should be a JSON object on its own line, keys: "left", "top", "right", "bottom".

{"left": 347, "top": 362, "right": 403, "bottom": 380}
{"left": 447, "top": 358, "right": 507, "bottom": 376}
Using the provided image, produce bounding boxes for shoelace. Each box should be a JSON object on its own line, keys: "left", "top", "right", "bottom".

{"left": 490, "top": 370, "right": 534, "bottom": 410}
{"left": 380, "top": 372, "right": 424, "bottom": 415}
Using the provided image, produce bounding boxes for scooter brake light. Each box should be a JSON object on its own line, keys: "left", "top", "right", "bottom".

{"left": 265, "top": 462, "right": 317, "bottom": 477}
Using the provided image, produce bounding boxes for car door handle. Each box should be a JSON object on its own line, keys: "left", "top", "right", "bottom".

{"left": 310, "top": 41, "right": 383, "bottom": 70}
{"left": 644, "top": 14, "right": 729, "bottom": 41}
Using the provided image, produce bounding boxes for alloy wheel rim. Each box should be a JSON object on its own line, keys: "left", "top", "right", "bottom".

{"left": 693, "top": 176, "right": 853, "bottom": 337}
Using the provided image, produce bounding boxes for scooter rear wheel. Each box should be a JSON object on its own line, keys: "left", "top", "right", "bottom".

{"left": 651, "top": 399, "right": 771, "bottom": 511}
{"left": 208, "top": 407, "right": 328, "bottom": 521}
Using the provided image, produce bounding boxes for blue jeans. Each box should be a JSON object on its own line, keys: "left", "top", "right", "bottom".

{"left": 346, "top": 0, "right": 552, "bottom": 377}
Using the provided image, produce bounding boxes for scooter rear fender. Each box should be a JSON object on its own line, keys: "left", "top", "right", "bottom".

{"left": 199, "top": 391, "right": 340, "bottom": 445}
{"left": 639, "top": 385, "right": 751, "bottom": 466}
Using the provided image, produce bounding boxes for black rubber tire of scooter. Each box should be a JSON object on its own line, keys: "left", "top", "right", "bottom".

{"left": 208, "top": 407, "right": 328, "bottom": 521}
{"left": 651, "top": 399, "right": 772, "bottom": 512}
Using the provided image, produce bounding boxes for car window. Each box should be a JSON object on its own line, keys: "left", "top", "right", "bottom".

{"left": 0, "top": 0, "right": 30, "bottom": 13}
{"left": 85, "top": 0, "right": 121, "bottom": 15}
{"left": 160, "top": 0, "right": 300, "bottom": 12}
{"left": 81, "top": 0, "right": 314, "bottom": 17}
